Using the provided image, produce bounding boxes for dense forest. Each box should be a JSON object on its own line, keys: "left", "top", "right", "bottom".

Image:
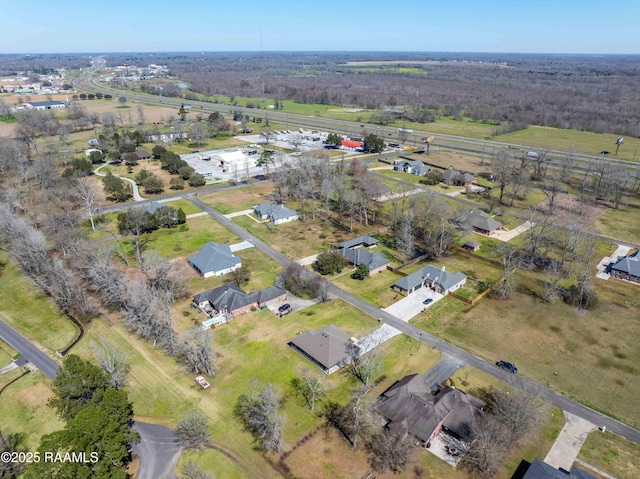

{"left": 105, "top": 51, "right": 640, "bottom": 137}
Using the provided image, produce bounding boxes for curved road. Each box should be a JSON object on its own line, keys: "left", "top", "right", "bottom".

{"left": 187, "top": 194, "right": 640, "bottom": 446}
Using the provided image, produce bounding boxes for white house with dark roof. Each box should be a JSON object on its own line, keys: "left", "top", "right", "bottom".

{"left": 189, "top": 242, "right": 241, "bottom": 278}
{"left": 24, "top": 100, "right": 65, "bottom": 110}
{"left": 393, "top": 264, "right": 466, "bottom": 295}
{"left": 393, "top": 159, "right": 431, "bottom": 176}
{"left": 253, "top": 203, "right": 299, "bottom": 225}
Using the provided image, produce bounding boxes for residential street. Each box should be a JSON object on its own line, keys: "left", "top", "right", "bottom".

{"left": 187, "top": 194, "right": 640, "bottom": 446}
{"left": 0, "top": 321, "right": 59, "bottom": 381}
{"left": 132, "top": 422, "right": 181, "bottom": 479}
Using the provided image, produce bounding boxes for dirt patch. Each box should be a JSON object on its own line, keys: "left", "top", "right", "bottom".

{"left": 534, "top": 193, "right": 605, "bottom": 225}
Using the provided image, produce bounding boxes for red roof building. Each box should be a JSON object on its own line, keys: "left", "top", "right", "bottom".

{"left": 341, "top": 140, "right": 363, "bottom": 149}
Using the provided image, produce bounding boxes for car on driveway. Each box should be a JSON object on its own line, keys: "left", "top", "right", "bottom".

{"left": 423, "top": 298, "right": 433, "bottom": 305}
{"left": 496, "top": 360, "right": 518, "bottom": 373}
{"left": 278, "top": 304, "right": 291, "bottom": 313}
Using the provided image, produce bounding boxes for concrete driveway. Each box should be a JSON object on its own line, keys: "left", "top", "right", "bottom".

{"left": 383, "top": 288, "right": 444, "bottom": 321}
{"left": 544, "top": 411, "right": 597, "bottom": 471}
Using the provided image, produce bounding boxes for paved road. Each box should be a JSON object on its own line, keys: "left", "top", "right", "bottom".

{"left": 187, "top": 194, "right": 640, "bottom": 446}
{"left": 0, "top": 321, "right": 59, "bottom": 380}
{"left": 132, "top": 422, "right": 181, "bottom": 479}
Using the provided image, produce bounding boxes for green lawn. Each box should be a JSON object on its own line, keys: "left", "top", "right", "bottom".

{"left": 0, "top": 371, "right": 66, "bottom": 450}
{"left": 578, "top": 431, "right": 640, "bottom": 479}
{"left": 411, "top": 268, "right": 640, "bottom": 428}
{"left": 199, "top": 181, "right": 275, "bottom": 214}
{"left": 0, "top": 252, "right": 79, "bottom": 353}
{"left": 0, "top": 339, "right": 16, "bottom": 367}
{"left": 333, "top": 269, "right": 401, "bottom": 308}
{"left": 163, "top": 198, "right": 202, "bottom": 216}
{"left": 496, "top": 125, "right": 640, "bottom": 163}
{"left": 594, "top": 205, "right": 640, "bottom": 244}
{"left": 122, "top": 215, "right": 241, "bottom": 260}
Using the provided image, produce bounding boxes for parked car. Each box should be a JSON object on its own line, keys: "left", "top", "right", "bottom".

{"left": 496, "top": 361, "right": 518, "bottom": 373}
{"left": 278, "top": 304, "right": 291, "bottom": 313}
{"left": 423, "top": 298, "right": 433, "bottom": 305}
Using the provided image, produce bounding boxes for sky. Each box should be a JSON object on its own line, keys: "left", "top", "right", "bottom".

{"left": 2, "top": 0, "right": 639, "bottom": 54}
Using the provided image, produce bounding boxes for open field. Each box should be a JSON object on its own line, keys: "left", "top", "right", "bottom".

{"left": 594, "top": 205, "right": 640, "bottom": 245}
{"left": 200, "top": 181, "right": 275, "bottom": 214}
{"left": 0, "top": 338, "right": 17, "bottom": 366}
{"left": 0, "top": 371, "right": 66, "bottom": 450}
{"left": 234, "top": 212, "right": 387, "bottom": 260}
{"left": 0, "top": 252, "right": 79, "bottom": 353}
{"left": 121, "top": 215, "right": 242, "bottom": 260}
{"left": 411, "top": 268, "right": 640, "bottom": 428}
{"left": 578, "top": 431, "right": 640, "bottom": 479}
{"left": 162, "top": 198, "right": 202, "bottom": 215}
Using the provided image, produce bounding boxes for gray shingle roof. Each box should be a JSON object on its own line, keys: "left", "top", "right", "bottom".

{"left": 464, "top": 210, "right": 503, "bottom": 233}
{"left": 253, "top": 203, "right": 298, "bottom": 222}
{"left": 337, "top": 235, "right": 379, "bottom": 249}
{"left": 29, "top": 100, "right": 64, "bottom": 107}
{"left": 374, "top": 374, "right": 485, "bottom": 442}
{"left": 393, "top": 265, "right": 466, "bottom": 292}
{"left": 189, "top": 242, "right": 240, "bottom": 276}
{"left": 610, "top": 251, "right": 640, "bottom": 278}
{"left": 193, "top": 284, "right": 250, "bottom": 313}
{"left": 246, "top": 285, "right": 287, "bottom": 304}
{"left": 522, "top": 459, "right": 597, "bottom": 479}
{"left": 289, "top": 325, "right": 351, "bottom": 371}
{"left": 338, "top": 247, "right": 389, "bottom": 271}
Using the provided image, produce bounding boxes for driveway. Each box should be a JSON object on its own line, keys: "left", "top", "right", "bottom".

{"left": 132, "top": 422, "right": 181, "bottom": 479}
{"left": 383, "top": 288, "right": 443, "bottom": 321}
{"left": 94, "top": 164, "right": 144, "bottom": 202}
{"left": 595, "top": 244, "right": 631, "bottom": 280}
{"left": 544, "top": 411, "right": 598, "bottom": 471}
{"left": 493, "top": 220, "right": 534, "bottom": 242}
{"left": 423, "top": 353, "right": 466, "bottom": 391}
{"left": 229, "top": 240, "right": 254, "bottom": 253}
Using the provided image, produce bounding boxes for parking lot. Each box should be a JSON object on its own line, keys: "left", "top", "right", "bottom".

{"left": 180, "top": 147, "right": 265, "bottom": 181}
{"left": 237, "top": 128, "right": 328, "bottom": 152}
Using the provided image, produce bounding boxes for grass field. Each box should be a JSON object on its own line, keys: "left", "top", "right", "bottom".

{"left": 411, "top": 268, "right": 640, "bottom": 428}
{"left": 578, "top": 431, "right": 640, "bottom": 479}
{"left": 0, "top": 252, "right": 79, "bottom": 353}
{"left": 594, "top": 205, "right": 640, "bottom": 244}
{"left": 496, "top": 125, "right": 640, "bottom": 163}
{"left": 0, "top": 371, "right": 65, "bottom": 450}
{"left": 162, "top": 198, "right": 202, "bottom": 216}
{"left": 0, "top": 339, "right": 17, "bottom": 366}
{"left": 122, "top": 215, "right": 242, "bottom": 260}
{"left": 200, "top": 181, "right": 275, "bottom": 214}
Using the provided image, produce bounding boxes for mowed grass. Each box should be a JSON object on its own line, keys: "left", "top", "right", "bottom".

{"left": 578, "top": 431, "right": 640, "bottom": 479}
{"left": 0, "top": 338, "right": 17, "bottom": 366}
{"left": 334, "top": 269, "right": 404, "bottom": 308}
{"left": 496, "top": 125, "right": 640, "bottom": 163}
{"left": 199, "top": 181, "right": 275, "bottom": 214}
{"left": 0, "top": 253, "right": 79, "bottom": 353}
{"left": 176, "top": 449, "right": 249, "bottom": 479}
{"left": 594, "top": 205, "right": 640, "bottom": 244}
{"left": 0, "top": 371, "right": 66, "bottom": 450}
{"left": 163, "top": 198, "right": 202, "bottom": 216}
{"left": 122, "top": 215, "right": 241, "bottom": 260}
{"left": 411, "top": 268, "right": 640, "bottom": 427}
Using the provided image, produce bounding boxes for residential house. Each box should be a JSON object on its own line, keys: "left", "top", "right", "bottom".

{"left": 288, "top": 324, "right": 354, "bottom": 374}
{"left": 609, "top": 250, "right": 640, "bottom": 283}
{"left": 120, "top": 149, "right": 152, "bottom": 162}
{"left": 253, "top": 203, "right": 299, "bottom": 225}
{"left": 517, "top": 458, "right": 597, "bottom": 479}
{"left": 336, "top": 235, "right": 379, "bottom": 250}
{"left": 443, "top": 168, "right": 476, "bottom": 186}
{"left": 374, "top": 374, "right": 485, "bottom": 445}
{"left": 189, "top": 242, "right": 242, "bottom": 278}
{"left": 393, "top": 264, "right": 466, "bottom": 295}
{"left": 193, "top": 283, "right": 287, "bottom": 317}
{"left": 393, "top": 159, "right": 431, "bottom": 176}
{"left": 338, "top": 247, "right": 389, "bottom": 275}
{"left": 462, "top": 210, "right": 503, "bottom": 236}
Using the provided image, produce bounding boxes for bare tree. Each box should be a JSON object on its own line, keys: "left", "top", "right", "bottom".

{"left": 491, "top": 242, "right": 524, "bottom": 299}
{"left": 181, "top": 462, "right": 214, "bottom": 479}
{"left": 290, "top": 369, "right": 326, "bottom": 411}
{"left": 92, "top": 338, "right": 130, "bottom": 389}
{"left": 234, "top": 383, "right": 286, "bottom": 452}
{"left": 140, "top": 250, "right": 188, "bottom": 301}
{"left": 490, "top": 150, "right": 514, "bottom": 205}
{"left": 176, "top": 410, "right": 211, "bottom": 451}
{"left": 395, "top": 213, "right": 414, "bottom": 263}
{"left": 136, "top": 104, "right": 146, "bottom": 126}
{"left": 178, "top": 328, "right": 217, "bottom": 376}
{"left": 346, "top": 338, "right": 381, "bottom": 387}
{"left": 460, "top": 415, "right": 507, "bottom": 479}
{"left": 73, "top": 177, "right": 100, "bottom": 231}
{"left": 524, "top": 209, "right": 554, "bottom": 264}
{"left": 347, "top": 385, "right": 373, "bottom": 449}
{"left": 368, "top": 428, "right": 416, "bottom": 473}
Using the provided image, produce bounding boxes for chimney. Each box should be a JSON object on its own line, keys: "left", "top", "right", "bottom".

{"left": 441, "top": 264, "right": 446, "bottom": 272}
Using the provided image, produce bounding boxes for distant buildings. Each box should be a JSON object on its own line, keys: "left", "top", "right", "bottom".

{"left": 393, "top": 159, "right": 431, "bottom": 176}
{"left": 21, "top": 100, "right": 65, "bottom": 110}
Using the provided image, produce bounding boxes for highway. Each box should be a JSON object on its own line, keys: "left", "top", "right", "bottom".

{"left": 75, "top": 61, "right": 640, "bottom": 180}
{"left": 187, "top": 194, "right": 640, "bottom": 446}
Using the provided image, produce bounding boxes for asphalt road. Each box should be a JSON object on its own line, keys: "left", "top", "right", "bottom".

{"left": 187, "top": 195, "right": 640, "bottom": 446}
{"left": 132, "top": 422, "right": 181, "bottom": 479}
{"left": 0, "top": 321, "right": 59, "bottom": 380}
